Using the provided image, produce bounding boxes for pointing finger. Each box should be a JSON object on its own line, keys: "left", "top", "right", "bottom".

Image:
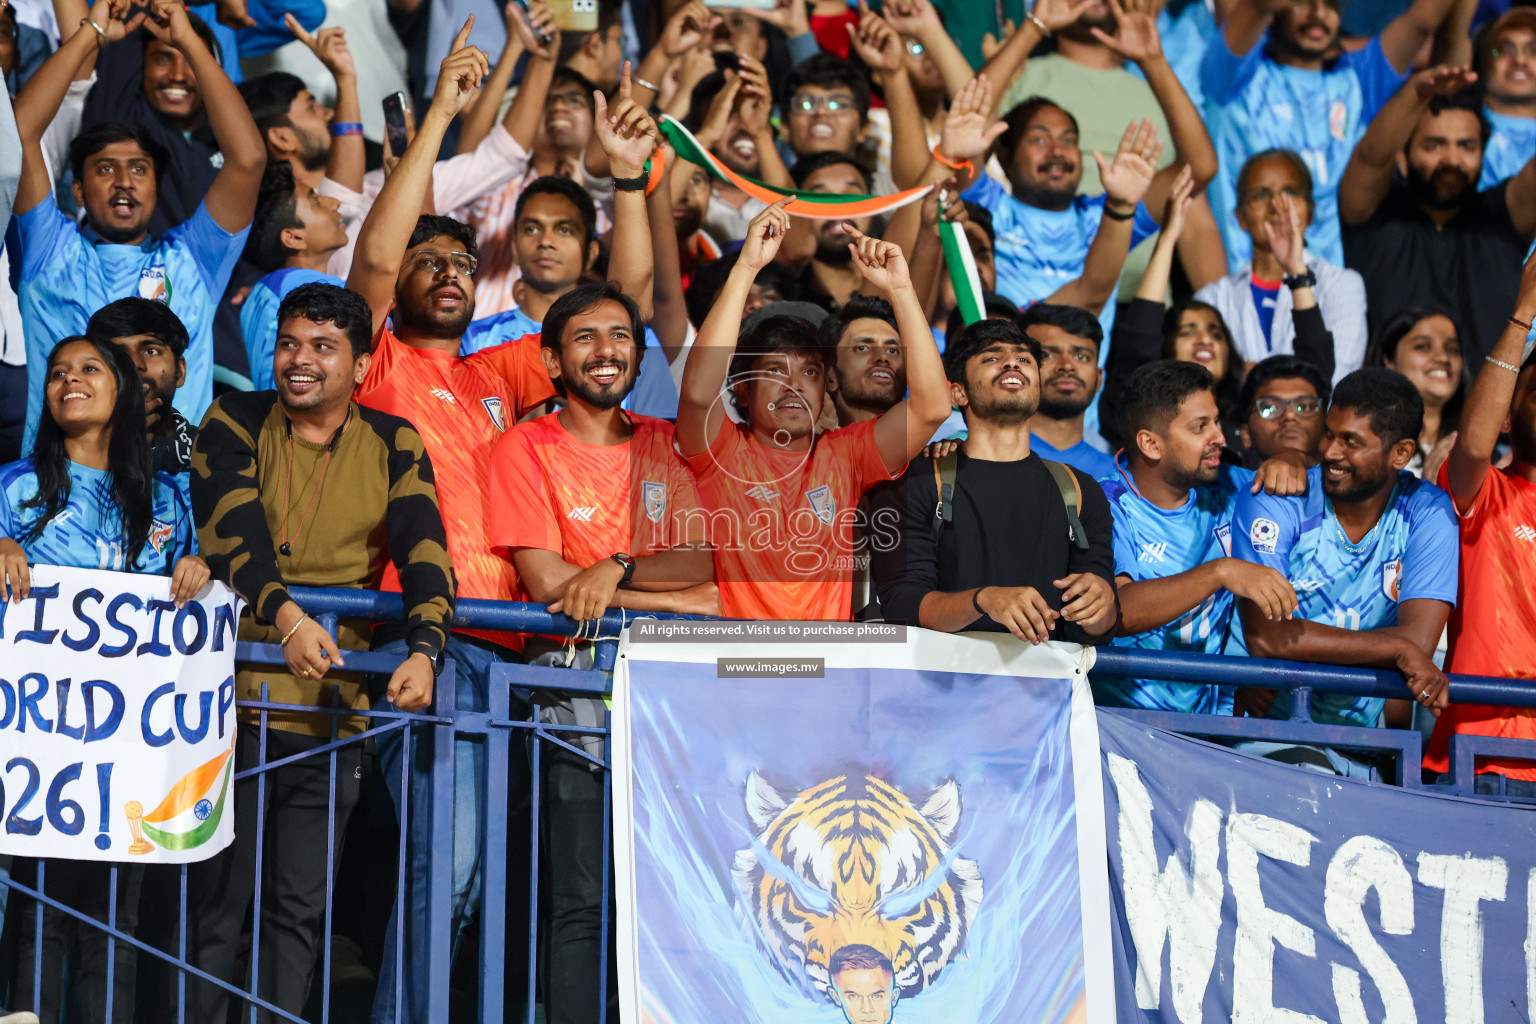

{"left": 451, "top": 13, "right": 475, "bottom": 51}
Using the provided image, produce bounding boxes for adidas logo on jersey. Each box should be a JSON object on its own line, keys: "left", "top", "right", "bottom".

{"left": 430, "top": 388, "right": 457, "bottom": 404}
{"left": 1139, "top": 541, "right": 1168, "bottom": 564}
{"left": 566, "top": 507, "right": 599, "bottom": 522}
{"left": 745, "top": 485, "right": 778, "bottom": 503}
{"left": 1516, "top": 524, "right": 1536, "bottom": 543}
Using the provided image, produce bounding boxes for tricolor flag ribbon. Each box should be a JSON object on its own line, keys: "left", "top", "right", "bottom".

{"left": 939, "top": 213, "right": 987, "bottom": 327}
{"left": 140, "top": 746, "right": 235, "bottom": 852}
{"left": 658, "top": 116, "right": 932, "bottom": 221}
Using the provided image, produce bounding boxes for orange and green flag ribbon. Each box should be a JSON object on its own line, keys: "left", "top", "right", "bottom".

{"left": 658, "top": 116, "right": 932, "bottom": 221}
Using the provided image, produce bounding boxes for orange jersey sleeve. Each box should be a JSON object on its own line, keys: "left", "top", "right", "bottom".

{"left": 469, "top": 333, "right": 560, "bottom": 419}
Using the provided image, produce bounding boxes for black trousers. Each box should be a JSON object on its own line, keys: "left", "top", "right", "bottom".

{"left": 181, "top": 723, "right": 362, "bottom": 1023}
{"left": 10, "top": 858, "right": 143, "bottom": 1024}
{"left": 541, "top": 746, "right": 608, "bottom": 1024}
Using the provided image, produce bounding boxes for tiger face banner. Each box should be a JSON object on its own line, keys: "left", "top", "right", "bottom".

{"left": 0, "top": 564, "right": 243, "bottom": 863}
{"left": 613, "top": 625, "right": 1115, "bottom": 1024}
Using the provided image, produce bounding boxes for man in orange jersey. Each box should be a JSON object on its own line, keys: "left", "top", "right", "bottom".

{"left": 1425, "top": 248, "right": 1536, "bottom": 796}
{"left": 340, "top": 26, "right": 561, "bottom": 1020}
{"left": 488, "top": 281, "right": 716, "bottom": 1022}
{"left": 676, "top": 200, "right": 954, "bottom": 621}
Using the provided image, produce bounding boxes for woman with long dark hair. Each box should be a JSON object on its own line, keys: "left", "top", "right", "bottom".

{"left": 1363, "top": 308, "right": 1472, "bottom": 482}
{"left": 0, "top": 334, "right": 207, "bottom": 1024}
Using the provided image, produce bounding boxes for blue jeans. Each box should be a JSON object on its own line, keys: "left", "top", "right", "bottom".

{"left": 1474, "top": 773, "right": 1536, "bottom": 798}
{"left": 368, "top": 635, "right": 523, "bottom": 1023}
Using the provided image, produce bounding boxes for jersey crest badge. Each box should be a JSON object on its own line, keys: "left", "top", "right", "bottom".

{"left": 148, "top": 517, "right": 175, "bottom": 554}
{"left": 1215, "top": 523, "right": 1232, "bottom": 556}
{"left": 643, "top": 481, "right": 667, "bottom": 523}
{"left": 1250, "top": 517, "right": 1279, "bottom": 554}
{"left": 138, "top": 263, "right": 170, "bottom": 304}
{"left": 805, "top": 485, "right": 835, "bottom": 526}
{"left": 1382, "top": 557, "right": 1401, "bottom": 602}
{"left": 1329, "top": 100, "right": 1348, "bottom": 142}
{"left": 482, "top": 397, "right": 506, "bottom": 431}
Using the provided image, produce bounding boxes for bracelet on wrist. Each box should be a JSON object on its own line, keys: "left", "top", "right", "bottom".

{"left": 613, "top": 170, "right": 648, "bottom": 192}
{"left": 329, "top": 121, "right": 364, "bottom": 137}
{"left": 280, "top": 613, "right": 309, "bottom": 647}
{"left": 1487, "top": 355, "right": 1522, "bottom": 374}
{"left": 1101, "top": 204, "right": 1135, "bottom": 222}
{"left": 972, "top": 587, "right": 988, "bottom": 616}
{"left": 1026, "top": 12, "right": 1050, "bottom": 34}
{"left": 632, "top": 74, "right": 660, "bottom": 93}
{"left": 1283, "top": 268, "right": 1317, "bottom": 290}
{"left": 932, "top": 146, "right": 974, "bottom": 178}
{"left": 80, "top": 17, "right": 107, "bottom": 46}
{"left": 1509, "top": 315, "right": 1533, "bottom": 332}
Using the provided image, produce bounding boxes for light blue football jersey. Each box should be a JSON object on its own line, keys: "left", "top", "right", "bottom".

{"left": 1480, "top": 107, "right": 1536, "bottom": 189}
{"left": 1229, "top": 465, "right": 1458, "bottom": 727}
{"left": 0, "top": 458, "right": 194, "bottom": 575}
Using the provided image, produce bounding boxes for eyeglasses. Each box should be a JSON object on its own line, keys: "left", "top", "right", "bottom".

{"left": 1242, "top": 185, "right": 1310, "bottom": 205}
{"left": 1253, "top": 396, "right": 1323, "bottom": 419}
{"left": 1491, "top": 40, "right": 1536, "bottom": 59}
{"left": 789, "top": 93, "right": 858, "bottom": 114}
{"left": 904, "top": 37, "right": 925, "bottom": 56}
{"left": 409, "top": 249, "right": 479, "bottom": 277}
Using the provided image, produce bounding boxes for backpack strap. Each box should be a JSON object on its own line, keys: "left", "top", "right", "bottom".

{"left": 932, "top": 451, "right": 959, "bottom": 525}
{"left": 1042, "top": 459, "right": 1092, "bottom": 551}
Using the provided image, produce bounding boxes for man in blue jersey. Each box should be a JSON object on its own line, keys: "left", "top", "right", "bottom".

{"left": 1231, "top": 369, "right": 1457, "bottom": 761}
{"left": 1020, "top": 303, "right": 1117, "bottom": 480}
{"left": 241, "top": 162, "right": 349, "bottom": 390}
{"left": 1476, "top": 8, "right": 1536, "bottom": 189}
{"left": 12, "top": 0, "right": 264, "bottom": 445}
{"left": 1102, "top": 360, "right": 1301, "bottom": 714}
{"left": 1201, "top": 0, "right": 1457, "bottom": 271}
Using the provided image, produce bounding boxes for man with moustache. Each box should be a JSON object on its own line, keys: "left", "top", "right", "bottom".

{"left": 1230, "top": 369, "right": 1457, "bottom": 774}
{"left": 85, "top": 297, "right": 196, "bottom": 475}
{"left": 1201, "top": 0, "right": 1460, "bottom": 270}
{"left": 791, "top": 152, "right": 884, "bottom": 308}
{"left": 1341, "top": 69, "right": 1536, "bottom": 367}
{"left": 870, "top": 318, "right": 1119, "bottom": 645}
{"left": 1476, "top": 8, "right": 1536, "bottom": 188}
{"left": 822, "top": 295, "right": 905, "bottom": 426}
{"left": 1019, "top": 303, "right": 1118, "bottom": 481}
{"left": 1236, "top": 354, "right": 1330, "bottom": 466}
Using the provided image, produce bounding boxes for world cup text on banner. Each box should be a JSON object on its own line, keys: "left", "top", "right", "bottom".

{"left": 612, "top": 627, "right": 1116, "bottom": 1024}
{"left": 0, "top": 564, "right": 244, "bottom": 864}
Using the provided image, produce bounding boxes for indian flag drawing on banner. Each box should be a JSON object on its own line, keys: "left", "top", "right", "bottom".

{"left": 139, "top": 746, "right": 235, "bottom": 853}
{"left": 658, "top": 116, "right": 932, "bottom": 220}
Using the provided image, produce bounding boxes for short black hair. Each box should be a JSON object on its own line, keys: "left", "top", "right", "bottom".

{"left": 540, "top": 281, "right": 645, "bottom": 354}
{"left": 238, "top": 71, "right": 309, "bottom": 138}
{"left": 820, "top": 294, "right": 897, "bottom": 350}
{"left": 1236, "top": 148, "right": 1315, "bottom": 211}
{"left": 514, "top": 176, "right": 597, "bottom": 252}
{"left": 785, "top": 53, "right": 871, "bottom": 119}
{"left": 1117, "top": 360, "right": 1218, "bottom": 441}
{"left": 943, "top": 293, "right": 1023, "bottom": 348}
{"left": 943, "top": 318, "right": 1040, "bottom": 386}
{"left": 997, "top": 97, "right": 1077, "bottom": 162}
{"left": 408, "top": 214, "right": 480, "bottom": 263}
{"left": 277, "top": 283, "right": 374, "bottom": 359}
{"left": 684, "top": 251, "right": 800, "bottom": 328}
{"left": 1417, "top": 87, "right": 1492, "bottom": 147}
{"left": 246, "top": 162, "right": 305, "bottom": 273}
{"left": 86, "top": 297, "right": 190, "bottom": 359}
{"left": 790, "top": 150, "right": 874, "bottom": 191}
{"left": 1330, "top": 368, "right": 1424, "bottom": 448}
{"left": 728, "top": 315, "right": 827, "bottom": 419}
{"left": 1239, "top": 354, "right": 1331, "bottom": 416}
{"left": 1017, "top": 302, "right": 1103, "bottom": 350}
{"left": 547, "top": 66, "right": 598, "bottom": 114}
{"left": 69, "top": 120, "right": 170, "bottom": 186}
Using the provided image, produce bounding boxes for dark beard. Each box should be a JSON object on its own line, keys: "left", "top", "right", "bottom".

{"left": 815, "top": 237, "right": 854, "bottom": 264}
{"left": 1267, "top": 15, "right": 1335, "bottom": 61}
{"left": 966, "top": 387, "right": 1039, "bottom": 424}
{"left": 394, "top": 302, "right": 474, "bottom": 340}
{"left": 1322, "top": 466, "right": 1392, "bottom": 504}
{"left": 1011, "top": 178, "right": 1077, "bottom": 212}
{"left": 834, "top": 372, "right": 903, "bottom": 415}
{"left": 1406, "top": 165, "right": 1476, "bottom": 210}
{"left": 1037, "top": 388, "right": 1092, "bottom": 421}
{"left": 565, "top": 360, "right": 633, "bottom": 409}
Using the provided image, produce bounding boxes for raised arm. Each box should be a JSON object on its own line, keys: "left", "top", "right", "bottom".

{"left": 631, "top": 0, "right": 719, "bottom": 111}
{"left": 49, "top": 0, "right": 100, "bottom": 79}
{"left": 845, "top": 227, "right": 953, "bottom": 471}
{"left": 646, "top": 151, "right": 691, "bottom": 361}
{"left": 978, "top": 0, "right": 1092, "bottom": 103}
{"left": 1378, "top": 0, "right": 1461, "bottom": 72}
{"left": 594, "top": 63, "right": 659, "bottom": 321}
{"left": 677, "top": 199, "right": 792, "bottom": 457}
{"left": 929, "top": 75, "right": 1007, "bottom": 194}
{"left": 1339, "top": 66, "right": 1476, "bottom": 227}
{"left": 457, "top": 0, "right": 526, "bottom": 153}
{"left": 882, "top": 0, "right": 975, "bottom": 99}
{"left": 285, "top": 15, "right": 365, "bottom": 192}
{"left": 142, "top": 0, "right": 265, "bottom": 232}
{"left": 1094, "top": 0, "right": 1218, "bottom": 211}
{"left": 1220, "top": 0, "right": 1282, "bottom": 58}
{"left": 347, "top": 19, "right": 490, "bottom": 336}
{"left": 848, "top": 3, "right": 929, "bottom": 189}
{"left": 1265, "top": 190, "right": 1335, "bottom": 382}
{"left": 496, "top": 0, "right": 561, "bottom": 152}
{"left": 1444, "top": 248, "right": 1536, "bottom": 511}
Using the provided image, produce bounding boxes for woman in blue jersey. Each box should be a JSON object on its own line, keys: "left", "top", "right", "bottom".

{"left": 0, "top": 334, "right": 207, "bottom": 1024}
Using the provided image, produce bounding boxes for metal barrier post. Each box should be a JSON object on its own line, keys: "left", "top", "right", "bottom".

{"left": 426, "top": 659, "right": 458, "bottom": 1022}
{"left": 481, "top": 669, "right": 511, "bottom": 1021}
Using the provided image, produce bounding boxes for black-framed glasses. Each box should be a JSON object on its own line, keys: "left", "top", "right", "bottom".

{"left": 409, "top": 249, "right": 478, "bottom": 278}
{"left": 789, "top": 93, "right": 857, "bottom": 114}
{"left": 1254, "top": 396, "right": 1323, "bottom": 419}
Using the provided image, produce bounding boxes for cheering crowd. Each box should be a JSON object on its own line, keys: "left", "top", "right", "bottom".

{"left": 3, "top": 0, "right": 1536, "bottom": 1014}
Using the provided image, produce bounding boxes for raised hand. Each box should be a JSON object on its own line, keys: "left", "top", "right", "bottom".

{"left": 1090, "top": 0, "right": 1163, "bottom": 65}
{"left": 742, "top": 0, "right": 810, "bottom": 37}
{"left": 595, "top": 62, "right": 660, "bottom": 178}
{"left": 1412, "top": 64, "right": 1478, "bottom": 100}
{"left": 938, "top": 76, "right": 1006, "bottom": 163}
{"left": 144, "top": 0, "right": 200, "bottom": 49}
{"left": 660, "top": 0, "right": 719, "bottom": 58}
{"left": 735, "top": 56, "right": 773, "bottom": 135}
{"left": 509, "top": 0, "right": 560, "bottom": 61}
{"left": 694, "top": 69, "right": 742, "bottom": 148}
{"left": 285, "top": 15, "right": 356, "bottom": 79}
{"left": 1159, "top": 164, "right": 1194, "bottom": 242}
{"left": 214, "top": 0, "right": 257, "bottom": 30}
{"left": 1095, "top": 117, "right": 1162, "bottom": 211}
{"left": 848, "top": 0, "right": 905, "bottom": 75}
{"left": 91, "top": 0, "right": 146, "bottom": 44}
{"left": 845, "top": 223, "right": 913, "bottom": 293}
{"left": 883, "top": 0, "right": 944, "bottom": 41}
{"left": 740, "top": 198, "right": 792, "bottom": 272}
{"left": 428, "top": 17, "right": 491, "bottom": 121}
{"left": 1263, "top": 191, "right": 1309, "bottom": 277}
{"left": 1031, "top": 0, "right": 1097, "bottom": 33}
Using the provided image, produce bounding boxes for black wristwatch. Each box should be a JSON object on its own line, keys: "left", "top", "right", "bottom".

{"left": 1283, "top": 268, "right": 1317, "bottom": 290}
{"left": 611, "top": 552, "right": 637, "bottom": 588}
{"left": 612, "top": 172, "right": 648, "bottom": 192}
{"left": 409, "top": 641, "right": 445, "bottom": 678}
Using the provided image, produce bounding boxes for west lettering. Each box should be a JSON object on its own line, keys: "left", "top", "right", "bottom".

{"left": 1228, "top": 812, "right": 1323, "bottom": 1024}
{"left": 1325, "top": 836, "right": 1417, "bottom": 1024}
{"left": 1418, "top": 852, "right": 1508, "bottom": 1024}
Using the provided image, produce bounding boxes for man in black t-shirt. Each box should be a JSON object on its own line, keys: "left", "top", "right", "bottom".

{"left": 1340, "top": 70, "right": 1536, "bottom": 367}
{"left": 870, "top": 319, "right": 1118, "bottom": 645}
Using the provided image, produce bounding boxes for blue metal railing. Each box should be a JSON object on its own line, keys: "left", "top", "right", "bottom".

{"left": 6, "top": 586, "right": 1536, "bottom": 1024}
